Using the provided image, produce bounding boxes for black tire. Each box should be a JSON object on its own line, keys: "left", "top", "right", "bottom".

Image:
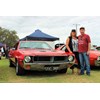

{"left": 58, "top": 68, "right": 67, "bottom": 73}
{"left": 9, "top": 60, "right": 14, "bottom": 67}
{"left": 16, "top": 61, "right": 25, "bottom": 76}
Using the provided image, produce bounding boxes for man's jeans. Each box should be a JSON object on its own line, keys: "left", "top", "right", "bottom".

{"left": 79, "top": 52, "right": 90, "bottom": 74}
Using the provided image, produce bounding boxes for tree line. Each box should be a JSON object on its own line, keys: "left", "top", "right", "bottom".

{"left": 0, "top": 27, "right": 19, "bottom": 47}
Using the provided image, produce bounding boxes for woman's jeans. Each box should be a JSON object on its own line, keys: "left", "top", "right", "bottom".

{"left": 79, "top": 52, "right": 90, "bottom": 74}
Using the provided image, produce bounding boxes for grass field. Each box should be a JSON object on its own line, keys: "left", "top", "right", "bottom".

{"left": 0, "top": 58, "right": 100, "bottom": 83}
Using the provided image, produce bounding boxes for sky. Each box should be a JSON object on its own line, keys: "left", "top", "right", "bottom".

{"left": 0, "top": 16, "right": 100, "bottom": 45}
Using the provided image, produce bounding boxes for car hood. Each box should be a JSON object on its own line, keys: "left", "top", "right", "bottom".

{"left": 18, "top": 49, "right": 68, "bottom": 56}
{"left": 90, "top": 50, "right": 100, "bottom": 56}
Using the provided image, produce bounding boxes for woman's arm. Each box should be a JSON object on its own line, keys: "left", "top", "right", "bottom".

{"left": 66, "top": 38, "right": 73, "bottom": 53}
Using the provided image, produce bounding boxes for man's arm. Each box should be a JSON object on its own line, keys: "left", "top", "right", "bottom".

{"left": 87, "top": 35, "right": 91, "bottom": 55}
{"left": 87, "top": 43, "right": 91, "bottom": 55}
{"left": 88, "top": 43, "right": 91, "bottom": 51}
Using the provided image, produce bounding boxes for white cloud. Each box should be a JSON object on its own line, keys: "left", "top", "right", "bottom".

{"left": 0, "top": 16, "right": 100, "bottom": 45}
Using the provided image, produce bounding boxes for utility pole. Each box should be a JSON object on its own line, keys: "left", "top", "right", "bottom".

{"left": 73, "top": 24, "right": 80, "bottom": 34}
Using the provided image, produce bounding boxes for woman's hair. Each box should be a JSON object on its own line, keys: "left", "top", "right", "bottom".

{"left": 70, "top": 29, "right": 77, "bottom": 37}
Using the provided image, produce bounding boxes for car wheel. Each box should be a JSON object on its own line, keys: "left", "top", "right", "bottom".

{"left": 9, "top": 60, "right": 14, "bottom": 67}
{"left": 58, "top": 68, "right": 67, "bottom": 73}
{"left": 16, "top": 61, "right": 25, "bottom": 75}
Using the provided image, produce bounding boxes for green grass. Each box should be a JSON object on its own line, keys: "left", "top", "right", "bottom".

{"left": 0, "top": 58, "right": 100, "bottom": 83}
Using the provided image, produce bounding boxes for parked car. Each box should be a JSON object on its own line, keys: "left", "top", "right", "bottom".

{"left": 9, "top": 41, "right": 75, "bottom": 75}
{"left": 57, "top": 45, "right": 100, "bottom": 67}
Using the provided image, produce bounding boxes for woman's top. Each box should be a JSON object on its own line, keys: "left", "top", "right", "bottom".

{"left": 72, "top": 38, "right": 78, "bottom": 52}
{"left": 68, "top": 36, "right": 78, "bottom": 52}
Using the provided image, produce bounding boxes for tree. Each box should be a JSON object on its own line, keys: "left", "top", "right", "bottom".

{"left": 0, "top": 27, "right": 19, "bottom": 47}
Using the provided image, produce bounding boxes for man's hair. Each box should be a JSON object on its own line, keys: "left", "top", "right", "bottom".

{"left": 80, "top": 27, "right": 85, "bottom": 30}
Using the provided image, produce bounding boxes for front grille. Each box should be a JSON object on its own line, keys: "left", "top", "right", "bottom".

{"left": 34, "top": 56, "right": 51, "bottom": 61}
{"left": 54, "top": 56, "right": 66, "bottom": 61}
{"left": 33, "top": 56, "right": 67, "bottom": 63}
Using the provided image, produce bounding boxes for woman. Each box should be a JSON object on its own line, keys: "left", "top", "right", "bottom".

{"left": 66, "top": 29, "right": 80, "bottom": 74}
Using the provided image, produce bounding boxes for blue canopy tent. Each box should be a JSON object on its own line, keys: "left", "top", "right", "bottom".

{"left": 20, "top": 29, "right": 59, "bottom": 41}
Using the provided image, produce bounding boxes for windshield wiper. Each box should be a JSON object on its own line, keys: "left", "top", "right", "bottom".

{"left": 34, "top": 48, "right": 52, "bottom": 50}
{"left": 34, "top": 48, "right": 45, "bottom": 49}
{"left": 19, "top": 47, "right": 31, "bottom": 49}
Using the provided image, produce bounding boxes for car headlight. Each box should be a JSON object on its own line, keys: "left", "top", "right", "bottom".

{"left": 97, "top": 56, "right": 100, "bottom": 61}
{"left": 68, "top": 55, "right": 74, "bottom": 62}
{"left": 24, "top": 56, "right": 31, "bottom": 63}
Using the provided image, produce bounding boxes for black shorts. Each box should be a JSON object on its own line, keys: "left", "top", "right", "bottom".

{"left": 70, "top": 52, "right": 81, "bottom": 69}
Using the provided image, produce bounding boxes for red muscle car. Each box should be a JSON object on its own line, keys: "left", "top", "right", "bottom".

{"left": 57, "top": 45, "right": 100, "bottom": 67}
{"left": 9, "top": 41, "right": 75, "bottom": 75}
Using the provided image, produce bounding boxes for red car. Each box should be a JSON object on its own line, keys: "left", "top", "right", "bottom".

{"left": 57, "top": 45, "right": 100, "bottom": 67}
{"left": 9, "top": 41, "right": 75, "bottom": 75}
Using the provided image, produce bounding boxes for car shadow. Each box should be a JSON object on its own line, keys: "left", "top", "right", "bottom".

{"left": 23, "top": 70, "right": 64, "bottom": 78}
{"left": 11, "top": 67, "right": 65, "bottom": 77}
{"left": 91, "top": 66, "right": 100, "bottom": 71}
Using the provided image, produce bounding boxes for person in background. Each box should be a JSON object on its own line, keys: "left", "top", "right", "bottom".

{"left": 78, "top": 27, "right": 91, "bottom": 76}
{"left": 6, "top": 46, "right": 10, "bottom": 58}
{"left": 66, "top": 29, "right": 80, "bottom": 74}
{"left": 3, "top": 44, "right": 9, "bottom": 59}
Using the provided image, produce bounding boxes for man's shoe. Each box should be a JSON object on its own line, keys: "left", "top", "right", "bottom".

{"left": 86, "top": 73, "right": 90, "bottom": 76}
{"left": 79, "top": 73, "right": 84, "bottom": 75}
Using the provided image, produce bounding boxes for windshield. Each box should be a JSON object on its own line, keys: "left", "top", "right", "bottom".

{"left": 19, "top": 41, "right": 53, "bottom": 50}
{"left": 91, "top": 46, "right": 97, "bottom": 51}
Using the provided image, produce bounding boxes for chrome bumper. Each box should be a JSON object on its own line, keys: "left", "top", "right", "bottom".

{"left": 23, "top": 62, "right": 74, "bottom": 71}
{"left": 95, "top": 60, "right": 100, "bottom": 66}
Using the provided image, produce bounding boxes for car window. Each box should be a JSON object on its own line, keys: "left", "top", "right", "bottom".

{"left": 19, "top": 41, "right": 53, "bottom": 50}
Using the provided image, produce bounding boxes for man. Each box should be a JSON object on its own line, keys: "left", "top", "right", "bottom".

{"left": 78, "top": 27, "right": 91, "bottom": 76}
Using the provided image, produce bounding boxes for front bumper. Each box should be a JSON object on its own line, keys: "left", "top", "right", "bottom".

{"left": 95, "top": 60, "right": 100, "bottom": 67}
{"left": 23, "top": 62, "right": 74, "bottom": 71}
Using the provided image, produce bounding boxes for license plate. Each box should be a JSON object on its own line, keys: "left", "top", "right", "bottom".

{"left": 53, "top": 67, "right": 59, "bottom": 70}
{"left": 44, "top": 67, "right": 52, "bottom": 71}
{"left": 44, "top": 67, "right": 59, "bottom": 71}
